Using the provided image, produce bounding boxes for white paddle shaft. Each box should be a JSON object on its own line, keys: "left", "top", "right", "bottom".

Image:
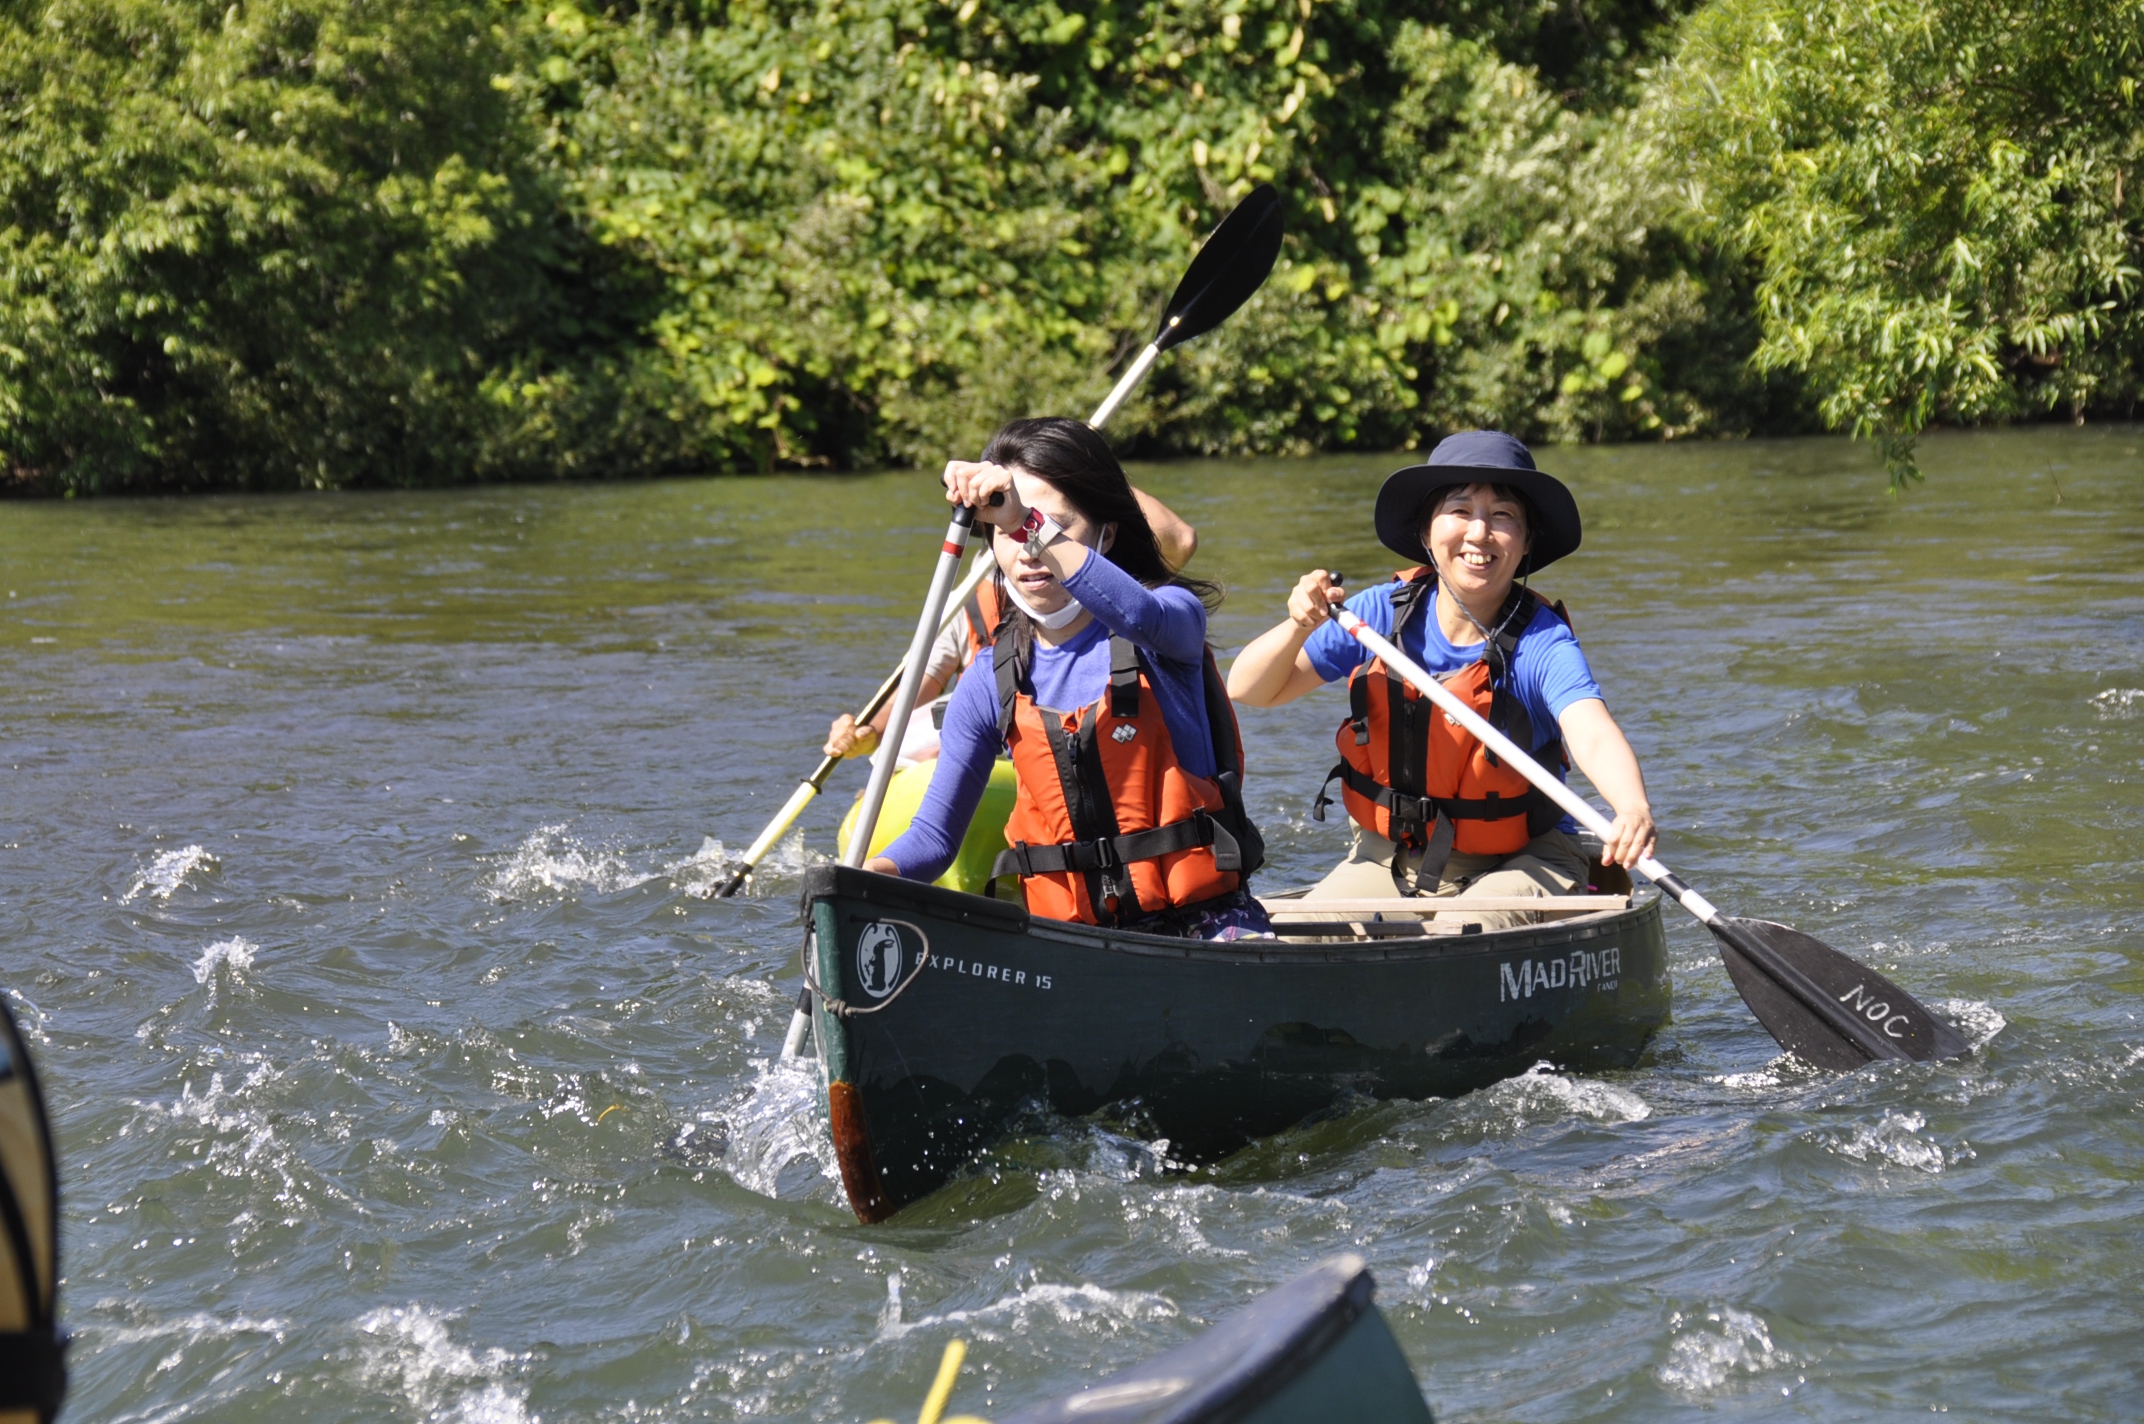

{"left": 1332, "top": 609, "right": 1720, "bottom": 924}
{"left": 843, "top": 507, "right": 978, "bottom": 867}
{"left": 732, "top": 554, "right": 992, "bottom": 888}
{"left": 1088, "top": 343, "right": 1160, "bottom": 428}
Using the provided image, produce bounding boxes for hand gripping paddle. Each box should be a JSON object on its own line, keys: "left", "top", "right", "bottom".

{"left": 1328, "top": 597, "right": 1968, "bottom": 1072}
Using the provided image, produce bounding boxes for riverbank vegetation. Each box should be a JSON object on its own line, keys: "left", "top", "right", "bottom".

{"left": 1, "top": 0, "right": 2136, "bottom": 492}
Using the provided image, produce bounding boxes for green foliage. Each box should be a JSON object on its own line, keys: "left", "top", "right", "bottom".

{"left": 12, "top": 0, "right": 2131, "bottom": 491}
{"left": 0, "top": 0, "right": 641, "bottom": 492}
{"left": 1658, "top": 0, "right": 2144, "bottom": 479}
{"left": 547, "top": 0, "right": 1760, "bottom": 472}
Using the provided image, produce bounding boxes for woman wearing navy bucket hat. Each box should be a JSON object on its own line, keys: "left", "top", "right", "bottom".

{"left": 1228, "top": 431, "right": 1655, "bottom": 925}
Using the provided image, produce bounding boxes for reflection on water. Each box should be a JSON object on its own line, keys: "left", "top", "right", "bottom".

{"left": 3, "top": 426, "right": 2141, "bottom": 1421}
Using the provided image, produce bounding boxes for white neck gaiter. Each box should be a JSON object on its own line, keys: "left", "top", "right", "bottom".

{"left": 1004, "top": 579, "right": 1086, "bottom": 630}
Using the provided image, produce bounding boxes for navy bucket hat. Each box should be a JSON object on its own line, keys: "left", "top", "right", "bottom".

{"left": 1372, "top": 430, "right": 1582, "bottom": 574}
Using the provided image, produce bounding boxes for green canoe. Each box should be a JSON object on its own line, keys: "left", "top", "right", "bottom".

{"left": 800, "top": 861, "right": 1670, "bottom": 1222}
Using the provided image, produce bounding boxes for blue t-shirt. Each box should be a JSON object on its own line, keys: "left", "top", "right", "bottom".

{"left": 879, "top": 552, "right": 1215, "bottom": 883}
{"left": 1301, "top": 579, "right": 1603, "bottom": 823}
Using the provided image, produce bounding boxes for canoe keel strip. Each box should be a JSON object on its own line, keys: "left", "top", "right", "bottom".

{"left": 804, "top": 864, "right": 1670, "bottom": 1219}
{"left": 826, "top": 1081, "right": 894, "bottom": 1224}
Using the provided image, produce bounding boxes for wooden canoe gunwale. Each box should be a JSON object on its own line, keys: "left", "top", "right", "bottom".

{"left": 801, "top": 863, "right": 1670, "bottom": 1222}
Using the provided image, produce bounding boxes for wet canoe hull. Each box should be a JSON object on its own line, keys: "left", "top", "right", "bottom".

{"left": 998, "top": 1253, "right": 1432, "bottom": 1424}
{"left": 803, "top": 864, "right": 1670, "bottom": 1221}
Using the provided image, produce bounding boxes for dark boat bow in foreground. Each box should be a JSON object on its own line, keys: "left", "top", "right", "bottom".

{"left": 1001, "top": 1253, "right": 1432, "bottom": 1424}
{"left": 801, "top": 863, "right": 1669, "bottom": 1221}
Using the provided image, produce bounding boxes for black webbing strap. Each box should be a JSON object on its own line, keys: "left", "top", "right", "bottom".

{"left": 1388, "top": 569, "right": 1433, "bottom": 632}
{"left": 1311, "top": 757, "right": 1415, "bottom": 836}
{"left": 992, "top": 808, "right": 1243, "bottom": 881}
{"left": 994, "top": 631, "right": 1027, "bottom": 740}
{"left": 0, "top": 1330, "right": 66, "bottom": 1415}
{"left": 1380, "top": 571, "right": 1436, "bottom": 815}
{"left": 1341, "top": 756, "right": 1553, "bottom": 825}
{"left": 1394, "top": 812, "right": 1457, "bottom": 895}
{"left": 1108, "top": 635, "right": 1141, "bottom": 718}
{"left": 1200, "top": 648, "right": 1266, "bottom": 877}
{"left": 1316, "top": 759, "right": 1432, "bottom": 834}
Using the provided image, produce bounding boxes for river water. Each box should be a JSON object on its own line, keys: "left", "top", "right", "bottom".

{"left": 2, "top": 427, "right": 2139, "bottom": 1422}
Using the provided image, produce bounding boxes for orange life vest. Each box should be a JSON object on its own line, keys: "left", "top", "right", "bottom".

{"left": 992, "top": 634, "right": 1264, "bottom": 927}
{"left": 959, "top": 577, "right": 1005, "bottom": 665}
{"left": 1314, "top": 569, "right": 1571, "bottom": 888}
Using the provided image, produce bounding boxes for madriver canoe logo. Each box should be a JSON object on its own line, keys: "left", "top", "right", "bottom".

{"left": 854, "top": 920, "right": 907, "bottom": 1000}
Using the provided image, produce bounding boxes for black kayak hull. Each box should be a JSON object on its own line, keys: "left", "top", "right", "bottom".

{"left": 801, "top": 864, "right": 1670, "bottom": 1221}
{"left": 999, "top": 1253, "right": 1433, "bottom": 1424}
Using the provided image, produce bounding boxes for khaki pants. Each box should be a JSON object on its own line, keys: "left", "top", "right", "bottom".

{"left": 1302, "top": 826, "right": 1590, "bottom": 930}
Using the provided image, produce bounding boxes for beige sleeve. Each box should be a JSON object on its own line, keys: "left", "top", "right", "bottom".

{"left": 923, "top": 616, "right": 968, "bottom": 686}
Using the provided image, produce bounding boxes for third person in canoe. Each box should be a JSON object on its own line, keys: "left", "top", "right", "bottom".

{"left": 1227, "top": 431, "right": 1655, "bottom": 928}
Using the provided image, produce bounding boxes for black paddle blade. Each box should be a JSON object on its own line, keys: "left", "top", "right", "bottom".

{"left": 1153, "top": 182, "right": 1284, "bottom": 352}
{"left": 1711, "top": 917, "right": 1971, "bottom": 1072}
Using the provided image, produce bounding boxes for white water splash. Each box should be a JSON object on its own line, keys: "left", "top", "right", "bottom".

{"left": 484, "top": 825, "right": 827, "bottom": 903}
{"left": 2089, "top": 687, "right": 2143, "bottom": 719}
{"left": 356, "top": 1306, "right": 535, "bottom": 1424}
{"left": 664, "top": 836, "right": 737, "bottom": 899}
{"left": 1118, "top": 1182, "right": 1247, "bottom": 1259}
{"left": 677, "top": 827, "right": 831, "bottom": 898}
{"left": 95, "top": 1309, "right": 291, "bottom": 1347}
{"left": 155, "top": 1068, "right": 279, "bottom": 1155}
{"left": 1477, "top": 1061, "right": 1651, "bottom": 1127}
{"left": 1938, "top": 999, "right": 2008, "bottom": 1052}
{"left": 192, "top": 937, "right": 256, "bottom": 1002}
{"left": 125, "top": 844, "right": 218, "bottom": 902}
{"left": 1712, "top": 1053, "right": 1827, "bottom": 1091}
{"left": 483, "top": 825, "right": 652, "bottom": 901}
{"left": 716, "top": 1055, "right": 839, "bottom": 1199}
{"left": 1818, "top": 1109, "right": 1946, "bottom": 1173}
{"left": 135, "top": 1058, "right": 352, "bottom": 1227}
{"left": 1659, "top": 1306, "right": 1792, "bottom": 1395}
{"left": 876, "top": 1272, "right": 1178, "bottom": 1343}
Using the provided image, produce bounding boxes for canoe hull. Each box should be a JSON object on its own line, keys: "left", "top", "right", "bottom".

{"left": 999, "top": 1253, "right": 1432, "bottom": 1424}
{"left": 803, "top": 865, "right": 1670, "bottom": 1221}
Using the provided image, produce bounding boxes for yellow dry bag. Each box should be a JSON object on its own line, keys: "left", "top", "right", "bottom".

{"left": 839, "top": 758, "right": 1018, "bottom": 896}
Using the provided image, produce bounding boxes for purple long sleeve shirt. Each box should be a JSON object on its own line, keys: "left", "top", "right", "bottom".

{"left": 878, "top": 552, "right": 1214, "bottom": 884}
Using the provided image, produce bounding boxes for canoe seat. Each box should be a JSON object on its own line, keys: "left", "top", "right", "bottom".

{"left": 1261, "top": 894, "right": 1630, "bottom": 917}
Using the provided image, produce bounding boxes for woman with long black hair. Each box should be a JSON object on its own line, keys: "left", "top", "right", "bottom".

{"left": 867, "top": 417, "right": 1268, "bottom": 939}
